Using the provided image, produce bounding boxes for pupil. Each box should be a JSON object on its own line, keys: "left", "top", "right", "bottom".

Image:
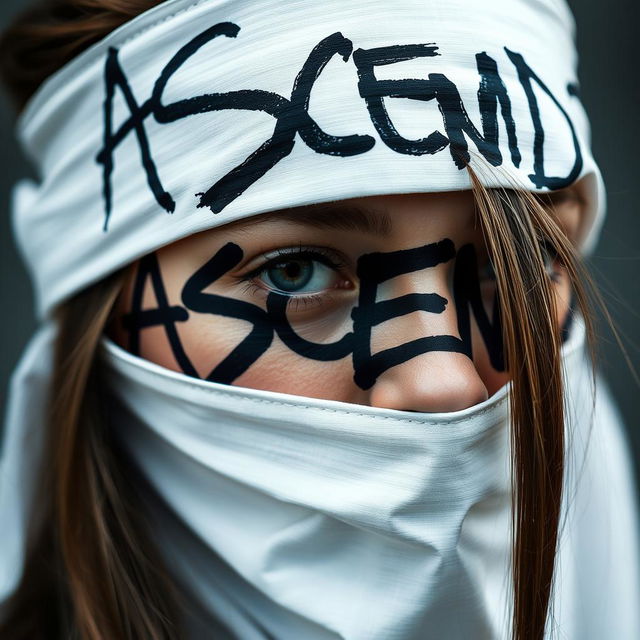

{"left": 284, "top": 262, "right": 301, "bottom": 279}
{"left": 269, "top": 259, "right": 313, "bottom": 292}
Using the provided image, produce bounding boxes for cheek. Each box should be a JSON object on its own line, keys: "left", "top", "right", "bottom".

{"left": 181, "top": 316, "right": 369, "bottom": 404}
{"left": 234, "top": 348, "right": 365, "bottom": 403}
{"left": 469, "top": 271, "right": 573, "bottom": 397}
{"left": 133, "top": 302, "right": 369, "bottom": 405}
{"left": 474, "top": 357, "right": 510, "bottom": 397}
{"left": 110, "top": 260, "right": 366, "bottom": 404}
{"left": 469, "top": 322, "right": 509, "bottom": 397}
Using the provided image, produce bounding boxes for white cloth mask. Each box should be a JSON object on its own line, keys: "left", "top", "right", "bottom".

{"left": 101, "top": 316, "right": 598, "bottom": 640}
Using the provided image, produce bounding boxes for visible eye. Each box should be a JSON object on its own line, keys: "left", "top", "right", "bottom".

{"left": 242, "top": 247, "right": 353, "bottom": 300}
{"left": 478, "top": 258, "right": 497, "bottom": 282}
{"left": 263, "top": 256, "right": 336, "bottom": 293}
{"left": 478, "top": 243, "right": 560, "bottom": 283}
{"left": 541, "top": 241, "right": 561, "bottom": 282}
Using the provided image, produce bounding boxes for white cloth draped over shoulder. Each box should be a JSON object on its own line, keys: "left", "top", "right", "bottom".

{"left": 1, "top": 0, "right": 638, "bottom": 637}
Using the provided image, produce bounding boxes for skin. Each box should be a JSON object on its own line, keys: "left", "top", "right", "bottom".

{"left": 110, "top": 189, "right": 582, "bottom": 413}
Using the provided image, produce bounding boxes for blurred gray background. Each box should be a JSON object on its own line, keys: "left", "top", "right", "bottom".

{"left": 1, "top": 1, "right": 638, "bottom": 487}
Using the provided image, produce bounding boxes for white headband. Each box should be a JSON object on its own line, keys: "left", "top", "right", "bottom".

{"left": 13, "top": 0, "right": 604, "bottom": 317}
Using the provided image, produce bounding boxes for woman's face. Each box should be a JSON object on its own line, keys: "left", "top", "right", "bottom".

{"left": 111, "top": 190, "right": 580, "bottom": 412}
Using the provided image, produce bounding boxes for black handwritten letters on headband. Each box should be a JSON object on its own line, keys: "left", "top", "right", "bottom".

{"left": 97, "top": 22, "right": 583, "bottom": 230}
{"left": 122, "top": 240, "right": 505, "bottom": 390}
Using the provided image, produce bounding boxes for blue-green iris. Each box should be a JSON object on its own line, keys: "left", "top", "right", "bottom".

{"left": 266, "top": 259, "right": 314, "bottom": 292}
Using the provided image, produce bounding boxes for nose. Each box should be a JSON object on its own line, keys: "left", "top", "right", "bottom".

{"left": 368, "top": 350, "right": 489, "bottom": 413}
{"left": 361, "top": 251, "right": 490, "bottom": 413}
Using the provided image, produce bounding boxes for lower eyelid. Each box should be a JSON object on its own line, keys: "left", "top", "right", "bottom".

{"left": 241, "top": 281, "right": 340, "bottom": 313}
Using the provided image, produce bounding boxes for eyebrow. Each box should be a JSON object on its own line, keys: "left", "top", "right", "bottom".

{"left": 236, "top": 202, "right": 393, "bottom": 237}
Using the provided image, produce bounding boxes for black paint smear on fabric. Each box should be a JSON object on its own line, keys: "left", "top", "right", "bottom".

{"left": 352, "top": 43, "right": 449, "bottom": 156}
{"left": 505, "top": 47, "right": 583, "bottom": 190}
{"left": 97, "top": 48, "right": 175, "bottom": 231}
{"left": 97, "top": 22, "right": 583, "bottom": 230}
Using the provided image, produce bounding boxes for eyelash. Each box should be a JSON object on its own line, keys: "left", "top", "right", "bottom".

{"left": 237, "top": 242, "right": 559, "bottom": 312}
{"left": 238, "top": 246, "right": 350, "bottom": 309}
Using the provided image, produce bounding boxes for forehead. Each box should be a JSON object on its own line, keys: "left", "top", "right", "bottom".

{"left": 222, "top": 190, "right": 478, "bottom": 238}
{"left": 153, "top": 191, "right": 486, "bottom": 275}
{"left": 162, "top": 186, "right": 581, "bottom": 260}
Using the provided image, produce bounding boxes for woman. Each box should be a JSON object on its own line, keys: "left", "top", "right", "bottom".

{"left": 0, "top": 0, "right": 638, "bottom": 639}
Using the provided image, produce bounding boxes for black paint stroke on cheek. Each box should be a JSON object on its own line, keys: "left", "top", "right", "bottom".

{"left": 181, "top": 242, "right": 274, "bottom": 384}
{"left": 351, "top": 239, "right": 466, "bottom": 390}
{"left": 122, "top": 243, "right": 275, "bottom": 384}
{"left": 265, "top": 239, "right": 487, "bottom": 391}
{"left": 453, "top": 243, "right": 505, "bottom": 372}
{"left": 121, "top": 240, "right": 513, "bottom": 393}
{"left": 265, "top": 240, "right": 471, "bottom": 391}
{"left": 122, "top": 252, "right": 198, "bottom": 377}
{"left": 266, "top": 292, "right": 354, "bottom": 361}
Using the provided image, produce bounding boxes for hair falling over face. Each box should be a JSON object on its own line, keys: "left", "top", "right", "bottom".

{"left": 0, "top": 2, "right": 601, "bottom": 639}
{"left": 469, "top": 167, "right": 597, "bottom": 640}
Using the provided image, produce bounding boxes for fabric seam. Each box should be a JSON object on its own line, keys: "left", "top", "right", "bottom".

{"left": 105, "top": 356, "right": 510, "bottom": 426}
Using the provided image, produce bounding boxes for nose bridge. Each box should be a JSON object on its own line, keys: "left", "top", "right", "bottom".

{"left": 371, "top": 259, "right": 456, "bottom": 347}
{"left": 367, "top": 261, "right": 489, "bottom": 413}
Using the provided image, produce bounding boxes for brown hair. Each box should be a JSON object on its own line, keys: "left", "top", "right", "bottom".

{"left": 0, "top": 2, "right": 600, "bottom": 639}
{"left": 0, "top": 0, "right": 166, "bottom": 110}
{"left": 471, "top": 172, "right": 596, "bottom": 639}
{"left": 0, "top": 268, "right": 183, "bottom": 639}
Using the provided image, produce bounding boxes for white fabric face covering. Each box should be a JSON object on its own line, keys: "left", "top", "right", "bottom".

{"left": 100, "top": 319, "right": 639, "bottom": 640}
{"left": 101, "top": 324, "right": 543, "bottom": 639}
{"left": 106, "top": 336, "right": 513, "bottom": 639}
